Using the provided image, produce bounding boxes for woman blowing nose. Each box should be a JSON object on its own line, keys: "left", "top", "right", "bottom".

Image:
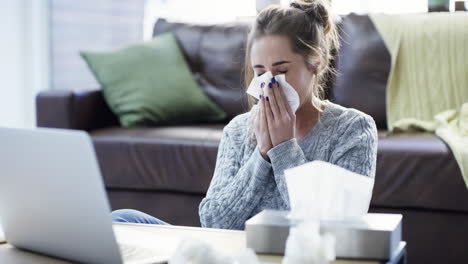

{"left": 112, "top": 0, "right": 378, "bottom": 230}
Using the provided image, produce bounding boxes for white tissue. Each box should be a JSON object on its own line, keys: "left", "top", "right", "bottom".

{"left": 168, "top": 239, "right": 221, "bottom": 264}
{"left": 282, "top": 221, "right": 336, "bottom": 264}
{"left": 282, "top": 161, "right": 373, "bottom": 264}
{"left": 246, "top": 71, "right": 300, "bottom": 112}
{"left": 169, "top": 238, "right": 259, "bottom": 264}
{"left": 284, "top": 160, "right": 375, "bottom": 222}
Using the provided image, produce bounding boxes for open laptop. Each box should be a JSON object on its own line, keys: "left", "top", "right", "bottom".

{"left": 0, "top": 127, "right": 168, "bottom": 264}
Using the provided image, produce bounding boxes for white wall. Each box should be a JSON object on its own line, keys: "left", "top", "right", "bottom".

{"left": 143, "top": 0, "right": 259, "bottom": 40}
{"left": 0, "top": 0, "right": 50, "bottom": 128}
{"left": 0, "top": 0, "right": 26, "bottom": 128}
{"left": 50, "top": 0, "right": 146, "bottom": 91}
{"left": 332, "top": 0, "right": 428, "bottom": 14}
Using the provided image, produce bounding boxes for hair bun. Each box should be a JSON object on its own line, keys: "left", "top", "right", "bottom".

{"left": 290, "top": 1, "right": 330, "bottom": 34}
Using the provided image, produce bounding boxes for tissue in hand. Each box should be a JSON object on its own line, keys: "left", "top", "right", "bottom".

{"left": 284, "top": 160, "right": 375, "bottom": 222}
{"left": 246, "top": 71, "right": 300, "bottom": 112}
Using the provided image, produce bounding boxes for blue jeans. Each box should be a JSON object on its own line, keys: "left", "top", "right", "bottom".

{"left": 111, "top": 209, "right": 171, "bottom": 225}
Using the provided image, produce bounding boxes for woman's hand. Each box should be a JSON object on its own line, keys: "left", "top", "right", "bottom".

{"left": 264, "top": 77, "right": 296, "bottom": 147}
{"left": 253, "top": 90, "right": 273, "bottom": 161}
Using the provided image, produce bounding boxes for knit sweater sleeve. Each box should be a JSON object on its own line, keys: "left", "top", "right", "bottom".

{"left": 199, "top": 123, "right": 272, "bottom": 230}
{"left": 328, "top": 114, "right": 378, "bottom": 179}
{"left": 266, "top": 114, "right": 378, "bottom": 208}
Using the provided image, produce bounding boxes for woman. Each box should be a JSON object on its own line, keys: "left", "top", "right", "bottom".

{"left": 112, "top": 0, "right": 378, "bottom": 230}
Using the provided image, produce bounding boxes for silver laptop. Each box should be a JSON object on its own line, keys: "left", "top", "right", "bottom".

{"left": 0, "top": 127, "right": 167, "bottom": 264}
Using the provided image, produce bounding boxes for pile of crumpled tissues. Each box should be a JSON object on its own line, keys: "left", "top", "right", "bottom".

{"left": 168, "top": 223, "right": 335, "bottom": 264}
{"left": 168, "top": 238, "right": 259, "bottom": 264}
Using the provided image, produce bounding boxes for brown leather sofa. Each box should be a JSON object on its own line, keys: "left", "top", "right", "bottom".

{"left": 36, "top": 15, "right": 468, "bottom": 264}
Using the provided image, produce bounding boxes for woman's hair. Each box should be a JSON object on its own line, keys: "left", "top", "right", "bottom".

{"left": 243, "top": 0, "right": 339, "bottom": 109}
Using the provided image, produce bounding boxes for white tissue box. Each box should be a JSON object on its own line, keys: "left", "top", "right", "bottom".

{"left": 245, "top": 210, "right": 402, "bottom": 260}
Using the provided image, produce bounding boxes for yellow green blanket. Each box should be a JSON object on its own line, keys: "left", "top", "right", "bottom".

{"left": 370, "top": 13, "right": 468, "bottom": 188}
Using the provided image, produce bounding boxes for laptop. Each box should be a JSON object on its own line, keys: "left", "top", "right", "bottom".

{"left": 0, "top": 127, "right": 168, "bottom": 264}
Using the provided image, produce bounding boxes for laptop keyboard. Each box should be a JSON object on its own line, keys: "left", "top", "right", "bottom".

{"left": 119, "top": 243, "right": 166, "bottom": 263}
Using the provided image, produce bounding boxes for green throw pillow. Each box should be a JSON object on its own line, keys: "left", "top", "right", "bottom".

{"left": 80, "top": 32, "right": 227, "bottom": 127}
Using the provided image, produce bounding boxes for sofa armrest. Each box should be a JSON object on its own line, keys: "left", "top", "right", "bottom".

{"left": 36, "top": 89, "right": 119, "bottom": 131}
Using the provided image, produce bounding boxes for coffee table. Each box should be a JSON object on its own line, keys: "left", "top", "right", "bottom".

{"left": 0, "top": 223, "right": 406, "bottom": 264}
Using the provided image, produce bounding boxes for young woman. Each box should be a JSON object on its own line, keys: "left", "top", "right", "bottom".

{"left": 111, "top": 0, "right": 378, "bottom": 230}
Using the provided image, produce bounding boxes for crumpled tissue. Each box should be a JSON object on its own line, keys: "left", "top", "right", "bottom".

{"left": 283, "top": 221, "right": 336, "bottom": 264}
{"left": 246, "top": 71, "right": 300, "bottom": 112}
{"left": 168, "top": 238, "right": 259, "bottom": 264}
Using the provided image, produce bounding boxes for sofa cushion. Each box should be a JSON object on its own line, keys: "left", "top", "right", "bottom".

{"left": 152, "top": 18, "right": 251, "bottom": 119}
{"left": 91, "top": 125, "right": 223, "bottom": 194}
{"left": 372, "top": 131, "right": 468, "bottom": 213}
{"left": 332, "top": 14, "right": 390, "bottom": 129}
{"left": 81, "top": 32, "right": 227, "bottom": 127}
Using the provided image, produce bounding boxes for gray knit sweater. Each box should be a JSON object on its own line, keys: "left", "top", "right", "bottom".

{"left": 198, "top": 100, "right": 378, "bottom": 230}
